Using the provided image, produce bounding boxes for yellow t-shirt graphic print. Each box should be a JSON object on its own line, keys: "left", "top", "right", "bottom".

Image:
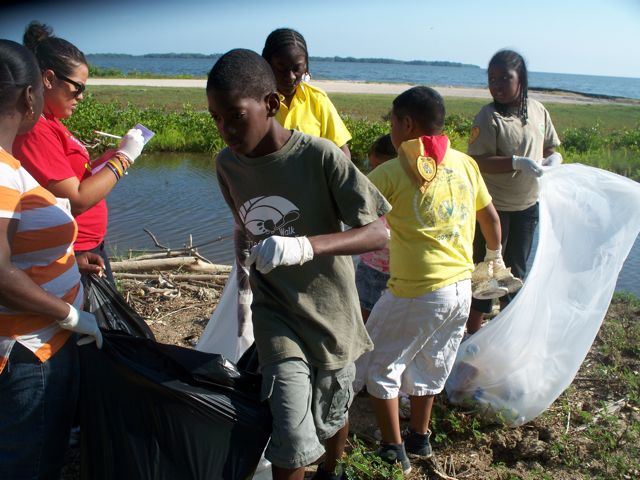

{"left": 368, "top": 137, "right": 492, "bottom": 298}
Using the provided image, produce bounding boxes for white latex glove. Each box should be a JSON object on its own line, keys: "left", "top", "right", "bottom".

{"left": 245, "top": 236, "right": 314, "bottom": 274}
{"left": 485, "top": 246, "right": 508, "bottom": 272}
{"left": 116, "top": 128, "right": 144, "bottom": 163}
{"left": 512, "top": 155, "right": 543, "bottom": 178}
{"left": 237, "top": 288, "right": 253, "bottom": 337}
{"left": 58, "top": 304, "right": 103, "bottom": 348}
{"left": 542, "top": 152, "right": 563, "bottom": 167}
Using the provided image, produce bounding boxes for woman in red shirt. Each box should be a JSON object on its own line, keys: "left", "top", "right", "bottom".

{"left": 13, "top": 22, "right": 144, "bottom": 281}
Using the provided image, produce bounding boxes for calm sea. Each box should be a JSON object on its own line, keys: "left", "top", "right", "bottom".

{"left": 86, "top": 55, "right": 640, "bottom": 99}
{"left": 105, "top": 153, "right": 640, "bottom": 297}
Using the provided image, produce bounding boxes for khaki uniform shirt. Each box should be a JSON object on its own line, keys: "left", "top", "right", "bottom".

{"left": 468, "top": 98, "right": 560, "bottom": 211}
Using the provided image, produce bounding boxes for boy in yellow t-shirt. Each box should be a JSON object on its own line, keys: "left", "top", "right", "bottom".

{"left": 356, "top": 86, "right": 503, "bottom": 474}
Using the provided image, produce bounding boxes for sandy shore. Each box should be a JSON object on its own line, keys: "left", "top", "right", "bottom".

{"left": 87, "top": 78, "right": 637, "bottom": 105}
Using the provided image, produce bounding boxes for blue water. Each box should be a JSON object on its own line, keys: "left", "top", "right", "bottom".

{"left": 87, "top": 55, "right": 640, "bottom": 99}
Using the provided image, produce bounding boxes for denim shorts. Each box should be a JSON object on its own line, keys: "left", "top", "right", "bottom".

{"left": 260, "top": 358, "right": 355, "bottom": 469}
{"left": 355, "top": 262, "right": 390, "bottom": 311}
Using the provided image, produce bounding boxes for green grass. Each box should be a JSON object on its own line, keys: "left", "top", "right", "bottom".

{"left": 70, "top": 86, "right": 640, "bottom": 179}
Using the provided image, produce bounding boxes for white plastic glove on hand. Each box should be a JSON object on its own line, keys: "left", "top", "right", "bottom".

{"left": 512, "top": 155, "right": 544, "bottom": 178}
{"left": 237, "top": 288, "right": 253, "bottom": 337}
{"left": 485, "top": 247, "right": 506, "bottom": 269}
{"left": 116, "top": 128, "right": 145, "bottom": 163}
{"left": 58, "top": 304, "right": 103, "bottom": 348}
{"left": 542, "top": 152, "right": 563, "bottom": 167}
{"left": 245, "top": 236, "right": 314, "bottom": 274}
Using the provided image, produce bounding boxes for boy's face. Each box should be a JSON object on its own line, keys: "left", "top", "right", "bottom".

{"left": 207, "top": 89, "right": 276, "bottom": 157}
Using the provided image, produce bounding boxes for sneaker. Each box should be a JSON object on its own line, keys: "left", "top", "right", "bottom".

{"left": 311, "top": 462, "right": 345, "bottom": 480}
{"left": 376, "top": 442, "right": 411, "bottom": 474}
{"left": 403, "top": 428, "right": 433, "bottom": 458}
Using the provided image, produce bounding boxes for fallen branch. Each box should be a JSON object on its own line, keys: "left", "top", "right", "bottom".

{"left": 111, "top": 257, "right": 231, "bottom": 273}
{"left": 114, "top": 272, "right": 229, "bottom": 285}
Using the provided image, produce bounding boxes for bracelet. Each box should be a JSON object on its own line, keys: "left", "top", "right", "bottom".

{"left": 107, "top": 158, "right": 123, "bottom": 178}
{"left": 113, "top": 153, "right": 130, "bottom": 171}
{"left": 105, "top": 162, "right": 121, "bottom": 181}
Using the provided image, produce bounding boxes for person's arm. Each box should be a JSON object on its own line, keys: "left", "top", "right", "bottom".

{"left": 339, "top": 143, "right": 351, "bottom": 160}
{"left": 47, "top": 130, "right": 145, "bottom": 216}
{"left": 308, "top": 217, "right": 387, "bottom": 256}
{"left": 0, "top": 217, "right": 70, "bottom": 318}
{"left": 470, "top": 154, "right": 514, "bottom": 174}
{"left": 47, "top": 166, "right": 120, "bottom": 216}
{"left": 476, "top": 203, "right": 501, "bottom": 251}
{"left": 246, "top": 218, "right": 388, "bottom": 274}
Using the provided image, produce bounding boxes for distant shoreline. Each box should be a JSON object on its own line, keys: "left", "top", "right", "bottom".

{"left": 86, "top": 78, "right": 640, "bottom": 106}
{"left": 86, "top": 53, "right": 479, "bottom": 69}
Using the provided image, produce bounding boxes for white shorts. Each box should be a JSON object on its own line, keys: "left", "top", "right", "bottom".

{"left": 355, "top": 280, "right": 471, "bottom": 399}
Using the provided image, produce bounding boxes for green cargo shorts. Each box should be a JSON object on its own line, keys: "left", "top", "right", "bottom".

{"left": 260, "top": 357, "right": 355, "bottom": 469}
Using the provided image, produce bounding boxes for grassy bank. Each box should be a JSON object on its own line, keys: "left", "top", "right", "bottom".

{"left": 65, "top": 86, "right": 640, "bottom": 178}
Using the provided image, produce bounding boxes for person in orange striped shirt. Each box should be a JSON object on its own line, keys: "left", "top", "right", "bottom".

{"left": 0, "top": 39, "right": 104, "bottom": 479}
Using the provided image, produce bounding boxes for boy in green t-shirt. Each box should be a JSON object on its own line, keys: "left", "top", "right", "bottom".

{"left": 356, "top": 87, "right": 503, "bottom": 474}
{"left": 207, "top": 49, "right": 391, "bottom": 480}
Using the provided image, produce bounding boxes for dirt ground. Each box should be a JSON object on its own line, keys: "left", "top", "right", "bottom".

{"left": 62, "top": 273, "right": 639, "bottom": 479}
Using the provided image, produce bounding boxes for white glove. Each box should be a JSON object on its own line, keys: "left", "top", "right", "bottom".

{"left": 542, "top": 152, "right": 563, "bottom": 167}
{"left": 116, "top": 128, "right": 144, "bottom": 163}
{"left": 245, "top": 236, "right": 314, "bottom": 274}
{"left": 237, "top": 288, "right": 253, "bottom": 337}
{"left": 58, "top": 304, "right": 103, "bottom": 348}
{"left": 512, "top": 155, "right": 543, "bottom": 178}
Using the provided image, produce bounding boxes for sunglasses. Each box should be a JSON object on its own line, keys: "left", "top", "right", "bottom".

{"left": 54, "top": 72, "right": 86, "bottom": 98}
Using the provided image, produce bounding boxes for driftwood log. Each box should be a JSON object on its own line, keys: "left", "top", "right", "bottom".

{"left": 111, "top": 256, "right": 232, "bottom": 274}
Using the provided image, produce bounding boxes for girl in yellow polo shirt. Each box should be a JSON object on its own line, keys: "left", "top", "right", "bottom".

{"left": 262, "top": 28, "right": 352, "bottom": 159}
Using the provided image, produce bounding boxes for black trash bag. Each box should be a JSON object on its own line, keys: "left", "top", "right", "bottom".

{"left": 80, "top": 332, "right": 271, "bottom": 480}
{"left": 84, "top": 273, "right": 155, "bottom": 340}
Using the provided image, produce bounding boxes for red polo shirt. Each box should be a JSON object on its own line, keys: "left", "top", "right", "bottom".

{"left": 14, "top": 114, "right": 108, "bottom": 251}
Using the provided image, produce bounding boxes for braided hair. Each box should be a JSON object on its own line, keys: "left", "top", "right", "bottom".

{"left": 0, "top": 39, "right": 40, "bottom": 115}
{"left": 262, "top": 28, "right": 309, "bottom": 67}
{"left": 23, "top": 21, "right": 87, "bottom": 77}
{"left": 489, "top": 49, "right": 528, "bottom": 124}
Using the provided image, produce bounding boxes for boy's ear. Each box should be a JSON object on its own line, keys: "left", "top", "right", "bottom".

{"left": 402, "top": 114, "right": 415, "bottom": 137}
{"left": 265, "top": 92, "right": 280, "bottom": 117}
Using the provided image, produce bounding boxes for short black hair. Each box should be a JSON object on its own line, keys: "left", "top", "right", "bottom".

{"left": 23, "top": 21, "right": 87, "bottom": 77}
{"left": 489, "top": 49, "right": 529, "bottom": 123}
{"left": 262, "top": 28, "right": 309, "bottom": 66}
{"left": 392, "top": 86, "right": 445, "bottom": 135}
{"left": 0, "top": 39, "right": 40, "bottom": 115}
{"left": 206, "top": 48, "right": 276, "bottom": 100}
{"left": 368, "top": 134, "right": 396, "bottom": 158}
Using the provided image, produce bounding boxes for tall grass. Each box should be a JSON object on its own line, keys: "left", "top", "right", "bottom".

{"left": 64, "top": 95, "right": 640, "bottom": 179}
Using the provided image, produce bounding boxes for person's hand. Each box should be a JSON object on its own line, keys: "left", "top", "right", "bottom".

{"left": 237, "top": 288, "right": 253, "bottom": 337}
{"left": 116, "top": 128, "right": 144, "bottom": 163}
{"left": 512, "top": 155, "right": 543, "bottom": 177}
{"left": 542, "top": 152, "right": 563, "bottom": 167}
{"left": 245, "top": 236, "right": 314, "bottom": 274}
{"left": 485, "top": 246, "right": 507, "bottom": 270}
{"left": 58, "top": 304, "right": 103, "bottom": 348}
{"left": 75, "top": 252, "right": 105, "bottom": 276}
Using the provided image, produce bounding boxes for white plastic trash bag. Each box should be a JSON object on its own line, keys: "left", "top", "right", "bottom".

{"left": 446, "top": 164, "right": 640, "bottom": 426}
{"left": 196, "top": 265, "right": 254, "bottom": 362}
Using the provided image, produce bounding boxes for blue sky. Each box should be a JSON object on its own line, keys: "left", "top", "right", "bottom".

{"left": 2, "top": 0, "right": 639, "bottom": 78}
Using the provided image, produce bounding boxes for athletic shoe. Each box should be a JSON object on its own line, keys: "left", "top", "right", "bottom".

{"left": 376, "top": 442, "right": 411, "bottom": 474}
{"left": 403, "top": 428, "right": 433, "bottom": 458}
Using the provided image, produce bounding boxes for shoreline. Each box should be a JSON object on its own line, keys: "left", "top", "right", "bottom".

{"left": 87, "top": 78, "right": 640, "bottom": 106}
